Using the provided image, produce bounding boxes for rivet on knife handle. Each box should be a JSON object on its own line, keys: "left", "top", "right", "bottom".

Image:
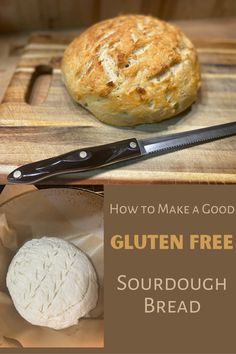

{"left": 7, "top": 138, "right": 142, "bottom": 184}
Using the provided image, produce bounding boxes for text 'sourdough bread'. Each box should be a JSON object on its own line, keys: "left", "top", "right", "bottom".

{"left": 6, "top": 237, "right": 98, "bottom": 330}
{"left": 62, "top": 15, "right": 200, "bottom": 126}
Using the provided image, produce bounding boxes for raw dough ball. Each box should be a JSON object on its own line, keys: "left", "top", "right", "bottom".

{"left": 6, "top": 237, "right": 98, "bottom": 329}
{"left": 62, "top": 15, "right": 200, "bottom": 126}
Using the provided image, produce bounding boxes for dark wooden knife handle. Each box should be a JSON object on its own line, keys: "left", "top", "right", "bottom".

{"left": 7, "top": 138, "right": 141, "bottom": 184}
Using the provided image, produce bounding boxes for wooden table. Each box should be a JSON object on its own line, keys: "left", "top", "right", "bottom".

{"left": 0, "top": 19, "right": 236, "bottom": 185}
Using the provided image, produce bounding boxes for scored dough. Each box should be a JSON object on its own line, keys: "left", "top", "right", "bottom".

{"left": 6, "top": 237, "right": 98, "bottom": 330}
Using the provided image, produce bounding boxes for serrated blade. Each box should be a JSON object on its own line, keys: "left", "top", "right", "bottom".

{"left": 139, "top": 122, "right": 236, "bottom": 156}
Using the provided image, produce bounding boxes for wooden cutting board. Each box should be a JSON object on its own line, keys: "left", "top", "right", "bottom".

{"left": 0, "top": 25, "right": 236, "bottom": 184}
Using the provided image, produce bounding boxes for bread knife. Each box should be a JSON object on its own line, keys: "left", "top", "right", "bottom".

{"left": 7, "top": 121, "right": 236, "bottom": 184}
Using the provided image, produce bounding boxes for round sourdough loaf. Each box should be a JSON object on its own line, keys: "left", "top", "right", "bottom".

{"left": 61, "top": 15, "right": 200, "bottom": 126}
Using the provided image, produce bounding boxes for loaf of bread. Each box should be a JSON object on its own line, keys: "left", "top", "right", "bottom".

{"left": 62, "top": 15, "right": 200, "bottom": 126}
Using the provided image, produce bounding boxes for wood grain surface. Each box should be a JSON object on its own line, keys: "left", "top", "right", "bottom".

{"left": 0, "top": 0, "right": 236, "bottom": 32}
{"left": 0, "top": 19, "right": 236, "bottom": 184}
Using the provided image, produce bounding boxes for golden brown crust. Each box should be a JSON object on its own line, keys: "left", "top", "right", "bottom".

{"left": 62, "top": 15, "right": 201, "bottom": 126}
